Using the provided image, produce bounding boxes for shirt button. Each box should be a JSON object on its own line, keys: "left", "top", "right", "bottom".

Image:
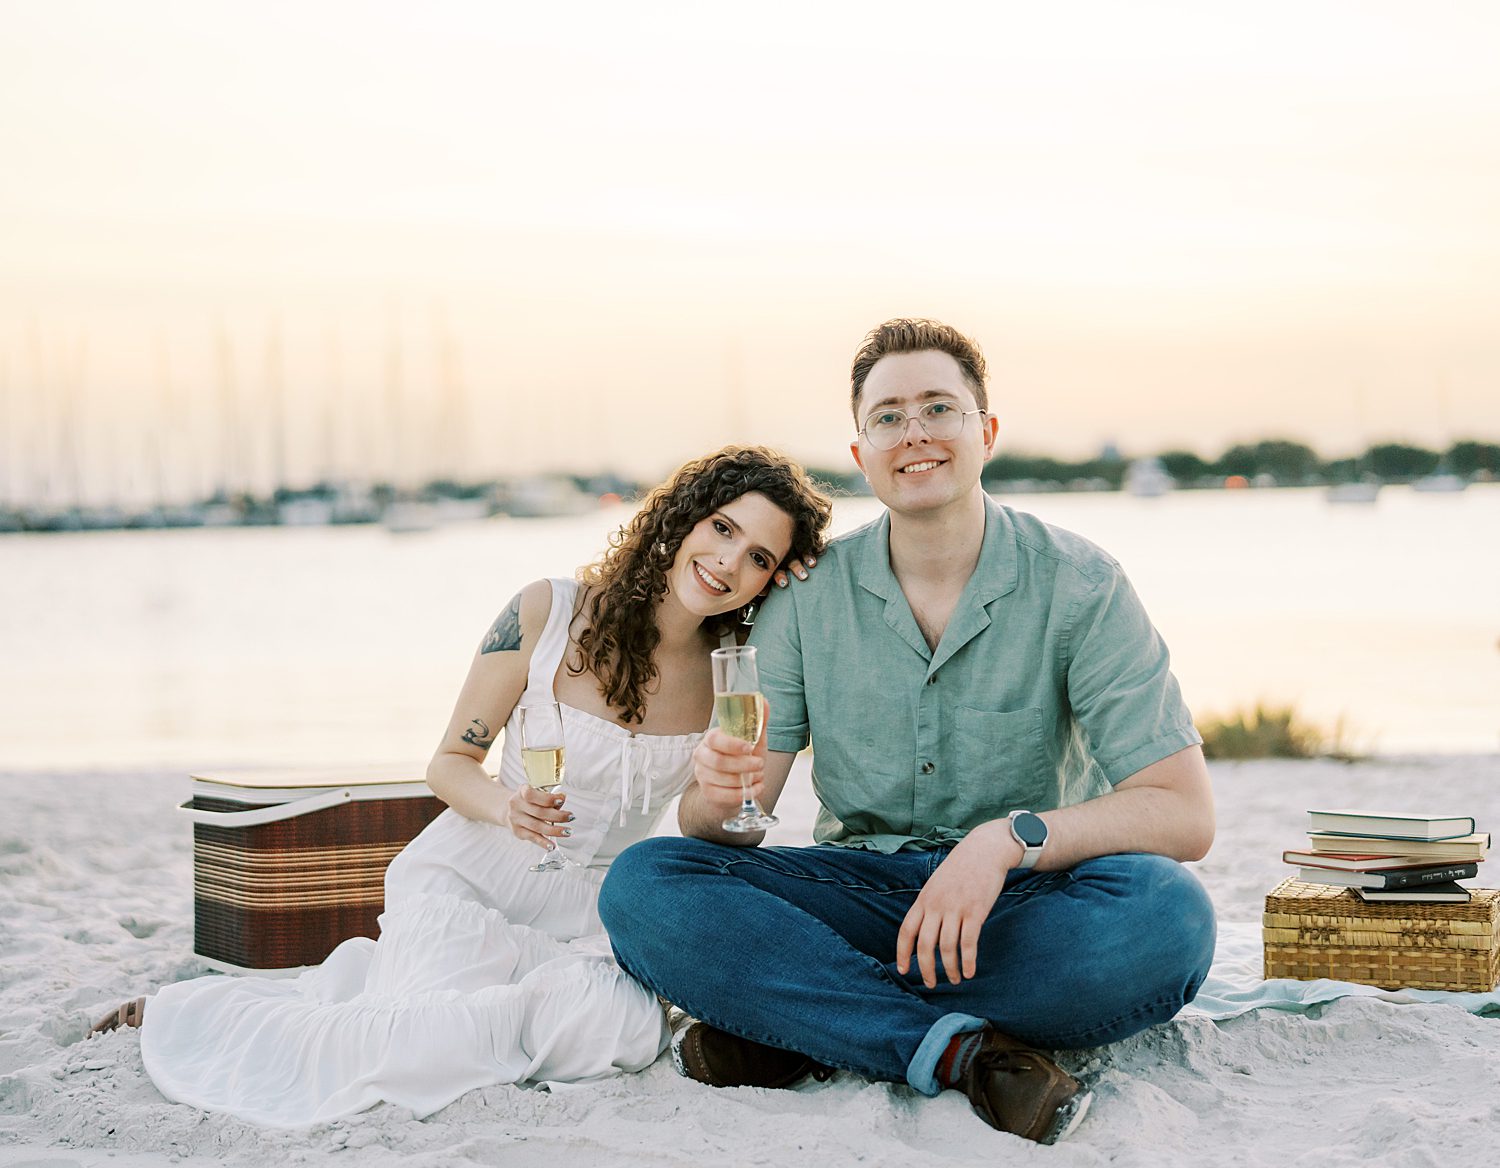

{"left": 920, "top": 762, "right": 935, "bottom": 775}
{"left": 926, "top": 674, "right": 938, "bottom": 686}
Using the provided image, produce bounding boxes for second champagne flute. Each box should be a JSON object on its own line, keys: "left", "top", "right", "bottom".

{"left": 519, "top": 702, "right": 574, "bottom": 872}
{"left": 712, "top": 646, "right": 778, "bottom": 832}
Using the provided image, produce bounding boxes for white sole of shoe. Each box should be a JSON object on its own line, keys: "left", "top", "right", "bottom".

{"left": 1042, "top": 1088, "right": 1093, "bottom": 1145}
{"left": 670, "top": 1032, "right": 691, "bottom": 1079}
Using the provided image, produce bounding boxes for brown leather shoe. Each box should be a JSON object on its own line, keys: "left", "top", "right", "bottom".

{"left": 672, "top": 1022, "right": 831, "bottom": 1089}
{"left": 959, "top": 1028, "right": 1092, "bottom": 1144}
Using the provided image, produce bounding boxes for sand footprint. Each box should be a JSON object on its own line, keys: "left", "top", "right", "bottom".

{"left": 0, "top": 1072, "right": 31, "bottom": 1115}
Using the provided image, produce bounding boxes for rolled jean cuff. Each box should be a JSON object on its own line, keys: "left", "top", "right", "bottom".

{"left": 906, "top": 1012, "right": 987, "bottom": 1097}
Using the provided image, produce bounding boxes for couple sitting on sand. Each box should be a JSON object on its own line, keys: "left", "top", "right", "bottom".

{"left": 95, "top": 318, "right": 1217, "bottom": 1145}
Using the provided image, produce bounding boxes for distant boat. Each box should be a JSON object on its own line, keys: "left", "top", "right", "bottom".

{"left": 159, "top": 503, "right": 206, "bottom": 528}
{"left": 433, "top": 497, "right": 492, "bottom": 524}
{"left": 278, "top": 497, "right": 335, "bottom": 526}
{"left": 1326, "top": 480, "right": 1380, "bottom": 505}
{"left": 383, "top": 495, "right": 491, "bottom": 534}
{"left": 1329, "top": 383, "right": 1381, "bottom": 506}
{"left": 330, "top": 481, "right": 381, "bottom": 525}
{"left": 503, "top": 476, "right": 595, "bottom": 518}
{"left": 382, "top": 499, "right": 440, "bottom": 534}
{"left": 1411, "top": 472, "right": 1468, "bottom": 493}
{"left": 1124, "top": 458, "right": 1174, "bottom": 498}
{"left": 201, "top": 501, "right": 242, "bottom": 527}
{"left": 1418, "top": 375, "right": 1467, "bottom": 494}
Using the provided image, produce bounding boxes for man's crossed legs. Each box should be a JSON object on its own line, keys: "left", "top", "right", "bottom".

{"left": 598, "top": 840, "right": 1216, "bottom": 1140}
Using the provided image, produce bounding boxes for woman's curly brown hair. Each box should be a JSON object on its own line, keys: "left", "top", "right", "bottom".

{"left": 571, "top": 445, "right": 832, "bottom": 725}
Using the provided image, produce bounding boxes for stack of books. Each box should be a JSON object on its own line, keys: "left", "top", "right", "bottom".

{"left": 1283, "top": 809, "right": 1489, "bottom": 903}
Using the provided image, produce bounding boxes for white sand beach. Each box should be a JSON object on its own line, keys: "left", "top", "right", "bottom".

{"left": 4, "top": 753, "right": 1500, "bottom": 1168}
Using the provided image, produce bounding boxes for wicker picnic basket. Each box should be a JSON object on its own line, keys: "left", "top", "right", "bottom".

{"left": 182, "top": 766, "right": 445, "bottom": 975}
{"left": 1263, "top": 877, "right": 1500, "bottom": 992}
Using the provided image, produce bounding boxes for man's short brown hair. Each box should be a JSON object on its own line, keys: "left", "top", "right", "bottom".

{"left": 849, "top": 318, "right": 989, "bottom": 422}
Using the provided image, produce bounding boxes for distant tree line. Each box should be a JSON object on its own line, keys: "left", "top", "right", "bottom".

{"left": 1155, "top": 439, "right": 1500, "bottom": 486}
{"left": 808, "top": 438, "right": 1500, "bottom": 493}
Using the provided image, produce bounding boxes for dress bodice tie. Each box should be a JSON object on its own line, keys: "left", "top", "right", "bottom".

{"left": 618, "top": 736, "right": 655, "bottom": 827}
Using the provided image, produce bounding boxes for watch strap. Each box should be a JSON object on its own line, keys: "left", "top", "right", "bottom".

{"left": 1008, "top": 809, "right": 1046, "bottom": 871}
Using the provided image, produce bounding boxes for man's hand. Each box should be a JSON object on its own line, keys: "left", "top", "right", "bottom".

{"left": 896, "top": 820, "right": 1022, "bottom": 988}
{"left": 690, "top": 725, "right": 766, "bottom": 819}
{"left": 679, "top": 710, "right": 796, "bottom": 844}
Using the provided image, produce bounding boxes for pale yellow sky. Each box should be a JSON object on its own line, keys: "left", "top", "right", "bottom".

{"left": 3, "top": 1, "right": 1499, "bottom": 501}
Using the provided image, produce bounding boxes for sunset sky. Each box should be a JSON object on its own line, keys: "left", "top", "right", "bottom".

{"left": 3, "top": 0, "right": 1498, "bottom": 501}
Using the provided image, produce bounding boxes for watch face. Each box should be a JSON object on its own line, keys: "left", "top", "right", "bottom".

{"left": 1011, "top": 812, "right": 1048, "bottom": 847}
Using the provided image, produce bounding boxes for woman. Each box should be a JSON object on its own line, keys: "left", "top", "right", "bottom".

{"left": 94, "top": 445, "right": 831, "bottom": 1128}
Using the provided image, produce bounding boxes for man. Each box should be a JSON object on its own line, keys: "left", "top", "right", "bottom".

{"left": 599, "top": 319, "right": 1216, "bottom": 1144}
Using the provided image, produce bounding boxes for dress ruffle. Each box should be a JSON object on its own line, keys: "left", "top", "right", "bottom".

{"left": 142, "top": 928, "right": 667, "bottom": 1127}
{"left": 141, "top": 848, "right": 669, "bottom": 1127}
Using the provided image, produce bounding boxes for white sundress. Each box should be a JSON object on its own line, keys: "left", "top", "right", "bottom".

{"left": 140, "top": 579, "right": 708, "bottom": 1128}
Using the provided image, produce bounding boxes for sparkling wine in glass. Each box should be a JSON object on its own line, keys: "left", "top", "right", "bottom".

{"left": 520, "top": 702, "right": 574, "bottom": 872}
{"left": 712, "top": 646, "right": 778, "bottom": 832}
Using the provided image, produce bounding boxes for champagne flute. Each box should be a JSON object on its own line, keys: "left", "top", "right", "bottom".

{"left": 519, "top": 702, "right": 574, "bottom": 872}
{"left": 712, "top": 646, "right": 778, "bottom": 832}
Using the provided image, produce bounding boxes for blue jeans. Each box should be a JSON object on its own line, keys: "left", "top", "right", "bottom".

{"left": 598, "top": 840, "right": 1216, "bottom": 1096}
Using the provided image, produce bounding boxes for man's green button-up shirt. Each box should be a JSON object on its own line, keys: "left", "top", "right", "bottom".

{"left": 749, "top": 495, "right": 1201, "bottom": 853}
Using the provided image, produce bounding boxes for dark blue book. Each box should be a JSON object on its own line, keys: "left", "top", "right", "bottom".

{"left": 1296, "top": 862, "right": 1479, "bottom": 890}
{"left": 1353, "top": 880, "right": 1471, "bottom": 903}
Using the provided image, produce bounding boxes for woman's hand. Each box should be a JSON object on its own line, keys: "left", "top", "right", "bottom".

{"left": 772, "top": 554, "right": 816, "bottom": 589}
{"left": 506, "top": 784, "right": 574, "bottom": 850}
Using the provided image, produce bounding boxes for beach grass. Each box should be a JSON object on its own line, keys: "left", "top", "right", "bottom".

{"left": 1197, "top": 703, "right": 1363, "bottom": 761}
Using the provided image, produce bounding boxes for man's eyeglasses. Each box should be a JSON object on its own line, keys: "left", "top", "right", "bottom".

{"left": 857, "top": 401, "right": 985, "bottom": 451}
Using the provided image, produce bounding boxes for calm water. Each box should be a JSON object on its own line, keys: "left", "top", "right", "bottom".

{"left": 2, "top": 485, "right": 1496, "bottom": 770}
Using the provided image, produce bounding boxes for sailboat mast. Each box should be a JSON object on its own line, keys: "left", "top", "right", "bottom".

{"left": 25, "top": 321, "right": 46, "bottom": 507}
{"left": 385, "top": 319, "right": 405, "bottom": 493}
{"left": 0, "top": 350, "right": 12, "bottom": 510}
{"left": 216, "top": 323, "right": 239, "bottom": 501}
{"left": 266, "top": 318, "right": 287, "bottom": 496}
{"left": 153, "top": 332, "right": 174, "bottom": 509}
{"left": 434, "top": 306, "right": 465, "bottom": 487}
{"left": 61, "top": 333, "right": 86, "bottom": 511}
{"left": 321, "top": 325, "right": 341, "bottom": 485}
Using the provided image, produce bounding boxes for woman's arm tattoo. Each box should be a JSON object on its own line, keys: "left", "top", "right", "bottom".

{"left": 480, "top": 594, "right": 523, "bottom": 654}
{"left": 462, "top": 718, "right": 495, "bottom": 748}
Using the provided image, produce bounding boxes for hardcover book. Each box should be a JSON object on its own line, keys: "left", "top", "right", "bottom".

{"left": 1353, "top": 881, "right": 1472, "bottom": 903}
{"left": 1294, "top": 862, "right": 1479, "bottom": 890}
{"left": 1305, "top": 832, "right": 1489, "bottom": 861}
{"left": 1281, "top": 850, "right": 1473, "bottom": 872}
{"left": 1306, "top": 810, "right": 1476, "bottom": 841}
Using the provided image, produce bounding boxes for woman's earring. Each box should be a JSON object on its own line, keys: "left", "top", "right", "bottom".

{"left": 739, "top": 598, "right": 760, "bottom": 627}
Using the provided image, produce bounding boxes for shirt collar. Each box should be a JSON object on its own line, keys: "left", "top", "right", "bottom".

{"left": 855, "top": 494, "right": 1021, "bottom": 606}
{"left": 855, "top": 495, "right": 1021, "bottom": 668}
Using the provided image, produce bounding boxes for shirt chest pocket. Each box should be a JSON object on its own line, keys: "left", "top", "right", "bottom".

{"left": 952, "top": 706, "right": 1055, "bottom": 812}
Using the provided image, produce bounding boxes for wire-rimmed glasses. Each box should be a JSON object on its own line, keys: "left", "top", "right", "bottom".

{"left": 857, "top": 400, "right": 985, "bottom": 450}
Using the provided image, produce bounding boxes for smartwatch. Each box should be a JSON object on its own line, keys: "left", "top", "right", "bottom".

{"left": 1007, "top": 810, "right": 1048, "bottom": 871}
